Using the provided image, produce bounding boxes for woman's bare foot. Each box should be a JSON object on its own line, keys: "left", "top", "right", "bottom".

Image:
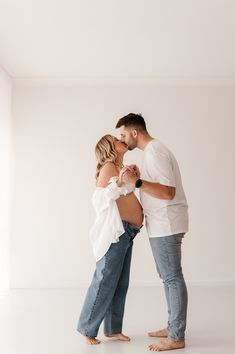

{"left": 149, "top": 337, "right": 185, "bottom": 351}
{"left": 148, "top": 328, "right": 168, "bottom": 338}
{"left": 105, "top": 333, "right": 131, "bottom": 341}
{"left": 83, "top": 335, "right": 101, "bottom": 345}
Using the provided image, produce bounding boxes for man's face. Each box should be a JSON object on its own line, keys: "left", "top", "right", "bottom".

{"left": 119, "top": 126, "right": 137, "bottom": 151}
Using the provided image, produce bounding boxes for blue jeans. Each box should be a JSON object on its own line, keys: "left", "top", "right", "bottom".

{"left": 149, "top": 233, "right": 188, "bottom": 341}
{"left": 77, "top": 221, "right": 141, "bottom": 337}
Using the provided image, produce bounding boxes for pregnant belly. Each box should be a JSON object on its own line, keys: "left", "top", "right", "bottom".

{"left": 116, "top": 193, "right": 144, "bottom": 229}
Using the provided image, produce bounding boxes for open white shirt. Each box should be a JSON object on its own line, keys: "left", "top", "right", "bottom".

{"left": 89, "top": 177, "right": 135, "bottom": 262}
{"left": 140, "top": 139, "right": 189, "bottom": 237}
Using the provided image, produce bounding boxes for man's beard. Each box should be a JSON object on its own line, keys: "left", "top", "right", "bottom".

{"left": 127, "top": 139, "right": 137, "bottom": 151}
{"left": 128, "top": 145, "right": 135, "bottom": 151}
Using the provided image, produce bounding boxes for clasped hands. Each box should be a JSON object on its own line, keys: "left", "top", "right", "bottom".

{"left": 118, "top": 164, "right": 140, "bottom": 185}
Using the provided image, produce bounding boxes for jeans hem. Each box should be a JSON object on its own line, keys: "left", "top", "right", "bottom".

{"left": 168, "top": 335, "right": 185, "bottom": 341}
{"left": 104, "top": 330, "right": 122, "bottom": 335}
{"left": 77, "top": 328, "right": 98, "bottom": 337}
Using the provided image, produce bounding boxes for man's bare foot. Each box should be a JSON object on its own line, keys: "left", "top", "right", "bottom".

{"left": 148, "top": 328, "right": 168, "bottom": 338}
{"left": 105, "top": 333, "right": 131, "bottom": 341}
{"left": 149, "top": 337, "right": 185, "bottom": 351}
{"left": 83, "top": 335, "right": 101, "bottom": 345}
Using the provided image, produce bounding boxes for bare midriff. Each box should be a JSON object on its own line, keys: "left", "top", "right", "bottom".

{"left": 116, "top": 192, "right": 144, "bottom": 229}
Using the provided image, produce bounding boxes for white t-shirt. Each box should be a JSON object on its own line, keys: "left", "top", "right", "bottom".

{"left": 140, "top": 139, "right": 188, "bottom": 237}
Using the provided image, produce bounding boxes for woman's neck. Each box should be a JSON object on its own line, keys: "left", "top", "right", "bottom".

{"left": 115, "top": 155, "right": 124, "bottom": 170}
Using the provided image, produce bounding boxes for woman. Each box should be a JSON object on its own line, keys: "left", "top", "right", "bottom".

{"left": 77, "top": 134, "right": 143, "bottom": 345}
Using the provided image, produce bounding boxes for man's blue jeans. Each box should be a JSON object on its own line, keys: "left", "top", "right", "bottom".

{"left": 77, "top": 221, "right": 141, "bottom": 337}
{"left": 149, "top": 233, "right": 188, "bottom": 341}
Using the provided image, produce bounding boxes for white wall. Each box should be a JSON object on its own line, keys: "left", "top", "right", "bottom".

{"left": 0, "top": 67, "right": 12, "bottom": 291}
{"left": 11, "top": 80, "right": 235, "bottom": 288}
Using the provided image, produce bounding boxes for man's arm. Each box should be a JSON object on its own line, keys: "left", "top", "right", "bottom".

{"left": 123, "top": 169, "right": 176, "bottom": 200}
{"left": 138, "top": 180, "right": 176, "bottom": 200}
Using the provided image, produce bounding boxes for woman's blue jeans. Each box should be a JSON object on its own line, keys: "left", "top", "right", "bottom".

{"left": 77, "top": 221, "right": 141, "bottom": 337}
{"left": 149, "top": 233, "right": 188, "bottom": 341}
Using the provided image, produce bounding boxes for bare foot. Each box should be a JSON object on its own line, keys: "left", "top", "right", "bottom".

{"left": 148, "top": 328, "right": 168, "bottom": 338}
{"left": 149, "top": 337, "right": 185, "bottom": 351}
{"left": 83, "top": 335, "right": 101, "bottom": 345}
{"left": 105, "top": 333, "right": 131, "bottom": 341}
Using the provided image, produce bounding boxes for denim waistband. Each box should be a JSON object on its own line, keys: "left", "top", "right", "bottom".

{"left": 122, "top": 220, "right": 143, "bottom": 238}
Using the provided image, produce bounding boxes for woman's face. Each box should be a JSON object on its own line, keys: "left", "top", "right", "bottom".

{"left": 113, "top": 136, "right": 128, "bottom": 154}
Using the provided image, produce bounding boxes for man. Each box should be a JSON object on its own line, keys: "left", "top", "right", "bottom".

{"left": 115, "top": 113, "right": 189, "bottom": 352}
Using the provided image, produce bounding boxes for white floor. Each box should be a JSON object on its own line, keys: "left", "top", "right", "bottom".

{"left": 0, "top": 285, "right": 234, "bottom": 354}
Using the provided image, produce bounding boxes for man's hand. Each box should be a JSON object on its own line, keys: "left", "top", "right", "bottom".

{"left": 120, "top": 164, "right": 176, "bottom": 199}
{"left": 121, "top": 165, "right": 139, "bottom": 185}
{"left": 128, "top": 164, "right": 141, "bottom": 179}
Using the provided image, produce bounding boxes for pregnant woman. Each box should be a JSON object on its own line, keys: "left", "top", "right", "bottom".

{"left": 77, "top": 134, "right": 143, "bottom": 345}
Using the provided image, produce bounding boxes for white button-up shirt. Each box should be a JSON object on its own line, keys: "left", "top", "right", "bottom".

{"left": 89, "top": 177, "right": 135, "bottom": 261}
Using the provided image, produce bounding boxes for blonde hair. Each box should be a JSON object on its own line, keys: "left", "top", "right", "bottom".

{"left": 95, "top": 134, "right": 118, "bottom": 180}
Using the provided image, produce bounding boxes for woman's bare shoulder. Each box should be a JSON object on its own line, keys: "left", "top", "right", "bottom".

{"left": 97, "top": 162, "right": 118, "bottom": 187}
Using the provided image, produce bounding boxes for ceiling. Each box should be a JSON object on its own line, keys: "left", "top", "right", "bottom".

{"left": 0, "top": 0, "right": 235, "bottom": 81}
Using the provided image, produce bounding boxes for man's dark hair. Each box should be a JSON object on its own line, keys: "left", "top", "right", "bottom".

{"left": 115, "top": 113, "right": 147, "bottom": 133}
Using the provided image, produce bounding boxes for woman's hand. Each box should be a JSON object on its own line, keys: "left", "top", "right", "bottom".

{"left": 128, "top": 164, "right": 140, "bottom": 179}
{"left": 117, "top": 166, "right": 132, "bottom": 186}
{"left": 119, "top": 164, "right": 140, "bottom": 185}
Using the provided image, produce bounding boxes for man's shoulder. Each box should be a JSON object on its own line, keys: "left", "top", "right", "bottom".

{"left": 147, "top": 139, "right": 172, "bottom": 159}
